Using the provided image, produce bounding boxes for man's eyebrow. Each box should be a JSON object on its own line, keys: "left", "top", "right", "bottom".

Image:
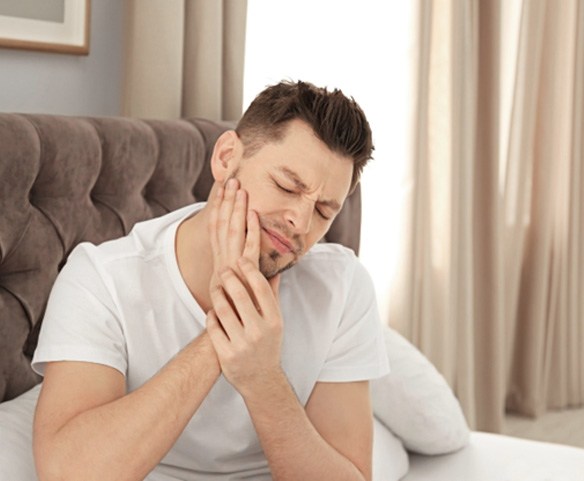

{"left": 276, "top": 166, "right": 342, "bottom": 211}
{"left": 278, "top": 166, "right": 309, "bottom": 190}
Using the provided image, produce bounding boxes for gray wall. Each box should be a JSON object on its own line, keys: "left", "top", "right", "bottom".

{"left": 0, "top": 0, "right": 124, "bottom": 116}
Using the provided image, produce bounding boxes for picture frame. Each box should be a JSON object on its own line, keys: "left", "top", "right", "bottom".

{"left": 0, "top": 0, "right": 90, "bottom": 55}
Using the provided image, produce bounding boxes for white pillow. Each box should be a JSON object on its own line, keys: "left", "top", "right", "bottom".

{"left": 372, "top": 417, "right": 410, "bottom": 481}
{"left": 371, "top": 325, "right": 470, "bottom": 455}
{"left": 0, "top": 384, "right": 40, "bottom": 481}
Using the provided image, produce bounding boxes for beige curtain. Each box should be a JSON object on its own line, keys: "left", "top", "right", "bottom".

{"left": 122, "top": 0, "right": 247, "bottom": 120}
{"left": 392, "top": 0, "right": 584, "bottom": 432}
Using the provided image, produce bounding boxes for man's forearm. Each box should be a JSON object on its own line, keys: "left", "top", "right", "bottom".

{"left": 38, "top": 332, "right": 221, "bottom": 481}
{"left": 241, "top": 371, "right": 368, "bottom": 481}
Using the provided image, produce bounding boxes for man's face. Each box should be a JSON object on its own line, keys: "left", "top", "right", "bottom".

{"left": 231, "top": 120, "right": 354, "bottom": 278}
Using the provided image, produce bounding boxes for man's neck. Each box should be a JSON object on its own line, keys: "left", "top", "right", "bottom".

{"left": 175, "top": 205, "right": 214, "bottom": 313}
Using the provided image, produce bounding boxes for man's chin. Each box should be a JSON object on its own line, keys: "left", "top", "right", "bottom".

{"left": 259, "top": 252, "right": 297, "bottom": 279}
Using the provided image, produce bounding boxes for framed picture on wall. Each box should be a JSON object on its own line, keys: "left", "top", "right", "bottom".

{"left": 0, "top": 0, "right": 90, "bottom": 55}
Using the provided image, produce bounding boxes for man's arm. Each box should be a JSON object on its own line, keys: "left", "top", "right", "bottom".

{"left": 34, "top": 180, "right": 257, "bottom": 481}
{"left": 244, "top": 376, "right": 372, "bottom": 481}
{"left": 33, "top": 331, "right": 221, "bottom": 481}
{"left": 207, "top": 259, "right": 371, "bottom": 481}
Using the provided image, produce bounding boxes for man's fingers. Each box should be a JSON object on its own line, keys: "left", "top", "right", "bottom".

{"left": 206, "top": 310, "right": 230, "bottom": 353}
{"left": 218, "top": 178, "right": 238, "bottom": 229}
{"left": 268, "top": 273, "right": 281, "bottom": 299}
{"left": 209, "top": 279, "right": 245, "bottom": 339}
{"left": 243, "top": 209, "right": 261, "bottom": 266}
{"left": 208, "top": 182, "right": 224, "bottom": 260}
{"left": 219, "top": 268, "right": 262, "bottom": 325}
{"left": 228, "top": 188, "right": 247, "bottom": 258}
{"left": 217, "top": 178, "right": 239, "bottom": 254}
{"left": 237, "top": 257, "right": 281, "bottom": 323}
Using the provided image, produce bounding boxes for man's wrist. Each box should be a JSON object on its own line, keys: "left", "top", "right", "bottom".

{"left": 185, "top": 330, "right": 221, "bottom": 375}
{"left": 238, "top": 366, "right": 290, "bottom": 405}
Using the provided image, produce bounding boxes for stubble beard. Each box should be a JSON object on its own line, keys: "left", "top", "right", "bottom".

{"left": 259, "top": 249, "right": 298, "bottom": 279}
{"left": 257, "top": 218, "right": 304, "bottom": 279}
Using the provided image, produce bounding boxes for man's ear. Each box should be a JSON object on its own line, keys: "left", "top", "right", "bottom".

{"left": 210, "top": 130, "right": 242, "bottom": 182}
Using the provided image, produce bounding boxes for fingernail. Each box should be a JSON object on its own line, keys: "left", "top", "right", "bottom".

{"left": 227, "top": 178, "right": 237, "bottom": 190}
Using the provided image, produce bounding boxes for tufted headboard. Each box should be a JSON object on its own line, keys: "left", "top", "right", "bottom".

{"left": 0, "top": 114, "right": 362, "bottom": 403}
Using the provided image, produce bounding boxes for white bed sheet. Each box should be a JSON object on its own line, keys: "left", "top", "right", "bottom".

{"left": 403, "top": 431, "right": 584, "bottom": 481}
{"left": 3, "top": 386, "right": 584, "bottom": 481}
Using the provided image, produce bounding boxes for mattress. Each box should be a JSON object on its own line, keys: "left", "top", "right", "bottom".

{"left": 403, "top": 431, "right": 584, "bottom": 481}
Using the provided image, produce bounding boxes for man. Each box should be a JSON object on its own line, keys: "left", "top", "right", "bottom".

{"left": 32, "top": 81, "right": 389, "bottom": 481}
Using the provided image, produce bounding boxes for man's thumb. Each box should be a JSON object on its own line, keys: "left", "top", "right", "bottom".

{"left": 269, "top": 273, "right": 281, "bottom": 297}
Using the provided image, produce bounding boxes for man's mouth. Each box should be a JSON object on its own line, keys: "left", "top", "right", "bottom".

{"left": 262, "top": 228, "right": 294, "bottom": 255}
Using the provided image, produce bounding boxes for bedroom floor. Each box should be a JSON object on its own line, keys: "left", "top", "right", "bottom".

{"left": 503, "top": 406, "right": 584, "bottom": 449}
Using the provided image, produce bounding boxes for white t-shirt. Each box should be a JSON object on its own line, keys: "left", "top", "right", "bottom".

{"left": 32, "top": 202, "right": 389, "bottom": 480}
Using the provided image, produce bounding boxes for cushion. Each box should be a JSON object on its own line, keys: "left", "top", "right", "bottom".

{"left": 371, "top": 325, "right": 470, "bottom": 455}
{"left": 372, "top": 417, "right": 410, "bottom": 481}
{"left": 0, "top": 383, "right": 40, "bottom": 481}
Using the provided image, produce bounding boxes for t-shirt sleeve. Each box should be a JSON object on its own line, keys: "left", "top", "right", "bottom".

{"left": 31, "top": 243, "right": 127, "bottom": 376}
{"left": 318, "top": 259, "right": 390, "bottom": 382}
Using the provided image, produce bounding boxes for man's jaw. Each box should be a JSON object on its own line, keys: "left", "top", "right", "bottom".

{"left": 259, "top": 249, "right": 297, "bottom": 279}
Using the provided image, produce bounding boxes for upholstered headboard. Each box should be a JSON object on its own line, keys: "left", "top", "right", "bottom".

{"left": 0, "top": 114, "right": 362, "bottom": 403}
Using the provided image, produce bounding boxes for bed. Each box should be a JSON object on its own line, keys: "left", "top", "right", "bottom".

{"left": 1, "top": 113, "right": 583, "bottom": 480}
{"left": 404, "top": 432, "right": 584, "bottom": 481}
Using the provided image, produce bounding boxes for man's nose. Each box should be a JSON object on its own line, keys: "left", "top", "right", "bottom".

{"left": 285, "top": 199, "right": 313, "bottom": 234}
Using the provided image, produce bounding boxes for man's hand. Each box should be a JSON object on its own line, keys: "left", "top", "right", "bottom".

{"left": 206, "top": 177, "right": 284, "bottom": 393}
{"left": 207, "top": 178, "right": 261, "bottom": 296}
{"left": 207, "top": 257, "right": 283, "bottom": 394}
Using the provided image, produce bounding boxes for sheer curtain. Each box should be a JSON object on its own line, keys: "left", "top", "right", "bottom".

{"left": 122, "top": 0, "right": 247, "bottom": 120}
{"left": 393, "top": 0, "right": 584, "bottom": 431}
{"left": 243, "top": 1, "right": 414, "bottom": 325}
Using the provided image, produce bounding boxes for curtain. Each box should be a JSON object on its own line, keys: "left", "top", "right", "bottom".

{"left": 392, "top": 0, "right": 584, "bottom": 432}
{"left": 122, "top": 0, "right": 247, "bottom": 120}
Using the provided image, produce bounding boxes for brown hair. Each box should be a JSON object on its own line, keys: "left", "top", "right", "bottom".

{"left": 235, "top": 80, "right": 374, "bottom": 193}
